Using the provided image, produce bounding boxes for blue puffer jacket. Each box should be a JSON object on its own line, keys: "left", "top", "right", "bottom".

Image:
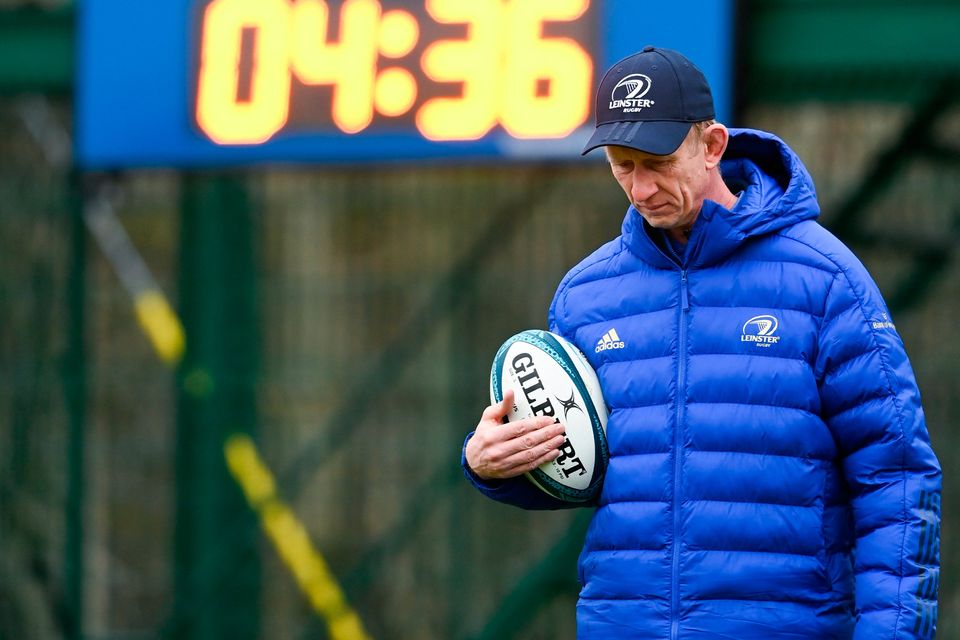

{"left": 464, "top": 129, "right": 941, "bottom": 639}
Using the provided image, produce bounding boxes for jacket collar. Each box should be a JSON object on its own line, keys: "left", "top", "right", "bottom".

{"left": 620, "top": 128, "right": 820, "bottom": 269}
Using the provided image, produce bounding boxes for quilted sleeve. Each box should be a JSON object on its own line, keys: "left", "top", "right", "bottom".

{"left": 815, "top": 267, "right": 942, "bottom": 639}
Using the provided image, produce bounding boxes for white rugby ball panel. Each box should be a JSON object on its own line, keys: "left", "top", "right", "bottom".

{"left": 490, "top": 330, "right": 609, "bottom": 502}
{"left": 555, "top": 333, "right": 609, "bottom": 424}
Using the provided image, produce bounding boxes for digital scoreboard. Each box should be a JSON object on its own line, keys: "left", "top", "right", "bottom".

{"left": 77, "top": 1, "right": 733, "bottom": 168}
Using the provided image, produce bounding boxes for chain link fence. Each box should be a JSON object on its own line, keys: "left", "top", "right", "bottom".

{"left": 1, "top": 91, "right": 958, "bottom": 638}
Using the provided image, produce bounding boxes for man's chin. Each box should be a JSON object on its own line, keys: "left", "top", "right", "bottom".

{"left": 638, "top": 210, "right": 678, "bottom": 228}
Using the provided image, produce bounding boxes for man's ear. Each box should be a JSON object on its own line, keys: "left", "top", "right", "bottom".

{"left": 702, "top": 124, "right": 729, "bottom": 170}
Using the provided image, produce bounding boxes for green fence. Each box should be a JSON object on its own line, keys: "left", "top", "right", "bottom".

{"left": 3, "top": 95, "right": 959, "bottom": 639}
{"left": 2, "top": 2, "right": 960, "bottom": 639}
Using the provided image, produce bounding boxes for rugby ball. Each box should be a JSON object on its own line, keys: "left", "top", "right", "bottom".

{"left": 490, "top": 330, "right": 609, "bottom": 503}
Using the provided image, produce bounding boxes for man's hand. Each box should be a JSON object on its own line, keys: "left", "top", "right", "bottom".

{"left": 465, "top": 389, "right": 567, "bottom": 480}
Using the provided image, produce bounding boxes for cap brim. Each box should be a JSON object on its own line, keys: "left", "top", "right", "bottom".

{"left": 581, "top": 121, "right": 693, "bottom": 156}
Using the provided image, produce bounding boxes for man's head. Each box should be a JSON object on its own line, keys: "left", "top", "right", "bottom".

{"left": 583, "top": 47, "right": 734, "bottom": 239}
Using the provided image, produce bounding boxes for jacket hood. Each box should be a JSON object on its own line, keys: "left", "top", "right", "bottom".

{"left": 622, "top": 127, "right": 820, "bottom": 268}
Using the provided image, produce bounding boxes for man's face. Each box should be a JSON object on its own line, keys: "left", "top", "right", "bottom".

{"left": 605, "top": 129, "right": 709, "bottom": 233}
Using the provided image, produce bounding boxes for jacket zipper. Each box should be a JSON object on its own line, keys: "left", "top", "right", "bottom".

{"left": 671, "top": 269, "right": 689, "bottom": 640}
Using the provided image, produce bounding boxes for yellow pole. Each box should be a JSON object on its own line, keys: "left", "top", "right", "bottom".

{"left": 224, "top": 434, "right": 372, "bottom": 640}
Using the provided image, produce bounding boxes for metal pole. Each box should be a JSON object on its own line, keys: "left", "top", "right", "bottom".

{"left": 63, "top": 172, "right": 87, "bottom": 640}
{"left": 174, "top": 173, "right": 260, "bottom": 639}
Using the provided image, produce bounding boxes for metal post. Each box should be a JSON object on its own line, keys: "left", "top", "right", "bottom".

{"left": 173, "top": 173, "right": 260, "bottom": 639}
{"left": 63, "top": 172, "right": 87, "bottom": 640}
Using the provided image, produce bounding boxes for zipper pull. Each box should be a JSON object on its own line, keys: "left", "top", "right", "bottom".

{"left": 680, "top": 271, "right": 690, "bottom": 311}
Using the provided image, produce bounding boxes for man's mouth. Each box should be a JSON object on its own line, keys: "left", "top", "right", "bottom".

{"left": 643, "top": 202, "right": 670, "bottom": 213}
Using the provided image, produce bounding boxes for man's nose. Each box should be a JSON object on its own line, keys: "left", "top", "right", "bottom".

{"left": 630, "top": 168, "right": 657, "bottom": 204}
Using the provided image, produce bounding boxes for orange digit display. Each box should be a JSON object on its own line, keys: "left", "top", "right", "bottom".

{"left": 375, "top": 9, "right": 420, "bottom": 117}
{"left": 417, "top": 0, "right": 501, "bottom": 141}
{"left": 500, "top": 0, "right": 593, "bottom": 138}
{"left": 291, "top": 0, "right": 381, "bottom": 134}
{"left": 195, "top": 0, "right": 292, "bottom": 145}
{"left": 193, "top": 0, "right": 596, "bottom": 147}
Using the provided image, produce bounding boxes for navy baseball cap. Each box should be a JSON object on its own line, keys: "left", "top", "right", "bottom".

{"left": 582, "top": 46, "right": 715, "bottom": 156}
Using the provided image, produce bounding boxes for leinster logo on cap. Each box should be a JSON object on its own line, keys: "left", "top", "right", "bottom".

{"left": 610, "top": 74, "right": 655, "bottom": 113}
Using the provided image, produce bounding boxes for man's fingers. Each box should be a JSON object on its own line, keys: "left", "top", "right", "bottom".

{"left": 500, "top": 419, "right": 566, "bottom": 456}
{"left": 500, "top": 433, "right": 568, "bottom": 475}
{"left": 505, "top": 414, "right": 555, "bottom": 440}
{"left": 467, "top": 415, "right": 567, "bottom": 480}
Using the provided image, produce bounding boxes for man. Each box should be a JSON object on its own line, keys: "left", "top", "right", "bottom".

{"left": 463, "top": 46, "right": 941, "bottom": 639}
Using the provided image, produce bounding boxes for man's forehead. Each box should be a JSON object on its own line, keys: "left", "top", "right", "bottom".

{"left": 604, "top": 144, "right": 676, "bottom": 161}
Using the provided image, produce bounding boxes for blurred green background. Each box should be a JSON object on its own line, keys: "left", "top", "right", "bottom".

{"left": 1, "top": 1, "right": 957, "bottom": 638}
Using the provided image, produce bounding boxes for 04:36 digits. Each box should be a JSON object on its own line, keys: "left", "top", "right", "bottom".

{"left": 195, "top": 0, "right": 593, "bottom": 144}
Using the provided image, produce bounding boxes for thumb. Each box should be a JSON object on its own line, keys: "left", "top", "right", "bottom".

{"left": 483, "top": 388, "right": 515, "bottom": 423}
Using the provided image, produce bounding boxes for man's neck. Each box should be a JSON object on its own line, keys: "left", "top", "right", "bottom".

{"left": 667, "top": 225, "right": 694, "bottom": 245}
{"left": 667, "top": 178, "right": 739, "bottom": 245}
{"left": 708, "top": 176, "right": 740, "bottom": 211}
